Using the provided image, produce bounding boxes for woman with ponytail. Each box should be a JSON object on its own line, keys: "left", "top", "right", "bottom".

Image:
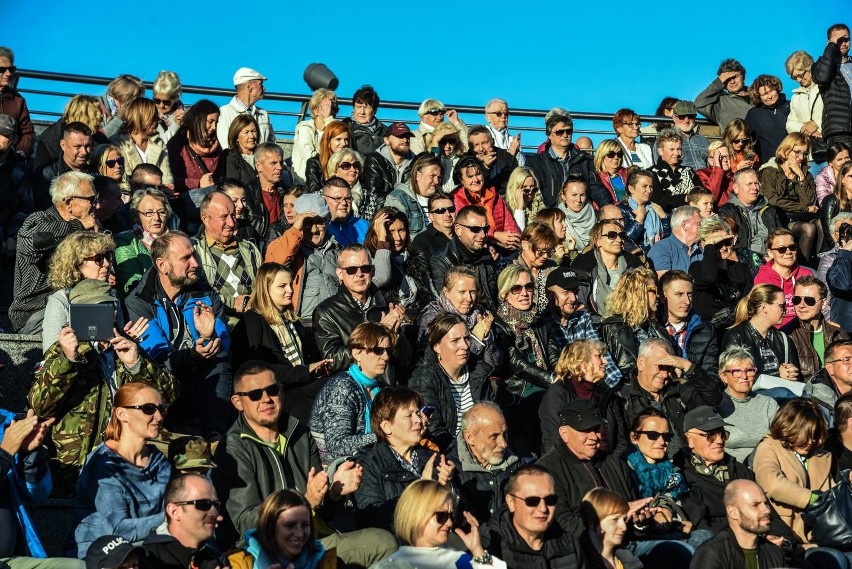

{"left": 69, "top": 382, "right": 171, "bottom": 558}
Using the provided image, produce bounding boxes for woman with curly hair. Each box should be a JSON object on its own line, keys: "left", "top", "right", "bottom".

{"left": 599, "top": 267, "right": 669, "bottom": 376}
{"left": 745, "top": 75, "right": 791, "bottom": 165}
{"left": 539, "top": 339, "right": 628, "bottom": 454}
{"left": 505, "top": 167, "right": 545, "bottom": 231}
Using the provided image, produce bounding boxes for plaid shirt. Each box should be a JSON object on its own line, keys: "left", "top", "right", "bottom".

{"left": 547, "top": 311, "right": 623, "bottom": 388}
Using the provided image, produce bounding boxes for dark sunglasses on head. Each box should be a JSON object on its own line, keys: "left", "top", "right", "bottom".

{"left": 458, "top": 224, "right": 489, "bottom": 234}
{"left": 510, "top": 283, "right": 535, "bottom": 295}
{"left": 173, "top": 499, "right": 221, "bottom": 511}
{"left": 605, "top": 151, "right": 624, "bottom": 159}
{"left": 603, "top": 231, "right": 628, "bottom": 241}
{"left": 152, "top": 98, "right": 174, "bottom": 106}
{"left": 636, "top": 430, "right": 674, "bottom": 442}
{"left": 339, "top": 161, "right": 362, "bottom": 171}
{"left": 342, "top": 264, "right": 374, "bottom": 276}
{"left": 732, "top": 137, "right": 751, "bottom": 144}
{"left": 770, "top": 244, "right": 798, "bottom": 254}
{"left": 433, "top": 511, "right": 453, "bottom": 525}
{"left": 431, "top": 205, "right": 456, "bottom": 215}
{"left": 122, "top": 403, "right": 168, "bottom": 416}
{"left": 509, "top": 493, "right": 559, "bottom": 508}
{"left": 553, "top": 128, "right": 573, "bottom": 137}
{"left": 235, "top": 384, "right": 281, "bottom": 402}
{"left": 105, "top": 156, "right": 125, "bottom": 168}
{"left": 0, "top": 66, "right": 17, "bottom": 75}
{"left": 793, "top": 295, "right": 819, "bottom": 306}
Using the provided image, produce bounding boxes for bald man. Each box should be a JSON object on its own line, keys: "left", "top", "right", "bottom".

{"left": 690, "top": 480, "right": 788, "bottom": 568}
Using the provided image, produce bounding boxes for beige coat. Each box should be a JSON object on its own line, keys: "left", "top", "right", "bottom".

{"left": 111, "top": 132, "right": 174, "bottom": 192}
{"left": 753, "top": 436, "right": 833, "bottom": 547}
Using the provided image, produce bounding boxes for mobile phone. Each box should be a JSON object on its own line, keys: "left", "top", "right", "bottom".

{"left": 70, "top": 304, "right": 116, "bottom": 342}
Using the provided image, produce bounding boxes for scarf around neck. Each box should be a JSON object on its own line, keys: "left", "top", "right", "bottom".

{"left": 627, "top": 448, "right": 689, "bottom": 499}
{"left": 133, "top": 222, "right": 159, "bottom": 249}
{"left": 560, "top": 202, "right": 596, "bottom": 251}
{"left": 627, "top": 196, "right": 662, "bottom": 247}
{"left": 353, "top": 114, "right": 383, "bottom": 135}
{"left": 348, "top": 363, "right": 381, "bottom": 434}
{"left": 497, "top": 302, "right": 546, "bottom": 368}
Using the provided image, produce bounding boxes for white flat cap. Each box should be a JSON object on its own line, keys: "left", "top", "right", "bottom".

{"left": 233, "top": 67, "right": 267, "bottom": 86}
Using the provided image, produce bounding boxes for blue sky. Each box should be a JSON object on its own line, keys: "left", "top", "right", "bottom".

{"left": 6, "top": 1, "right": 848, "bottom": 143}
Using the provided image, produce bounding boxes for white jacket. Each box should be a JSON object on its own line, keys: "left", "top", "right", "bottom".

{"left": 786, "top": 83, "right": 823, "bottom": 135}
{"left": 291, "top": 119, "right": 320, "bottom": 184}
{"left": 217, "top": 96, "right": 274, "bottom": 150}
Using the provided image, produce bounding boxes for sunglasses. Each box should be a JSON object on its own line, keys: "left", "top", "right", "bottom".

{"left": 635, "top": 430, "right": 674, "bottom": 442}
{"left": 647, "top": 287, "right": 657, "bottom": 294}
{"left": 509, "top": 493, "right": 559, "bottom": 508}
{"left": 724, "top": 367, "right": 758, "bottom": 378}
{"left": 488, "top": 111, "right": 510, "bottom": 118}
{"left": 522, "top": 186, "right": 539, "bottom": 193}
{"left": 603, "top": 231, "right": 628, "bottom": 241}
{"left": 235, "top": 384, "right": 281, "bottom": 401}
{"left": 605, "top": 151, "right": 624, "bottom": 159}
{"left": 717, "top": 237, "right": 735, "bottom": 248}
{"left": 533, "top": 247, "right": 556, "bottom": 257}
{"left": 70, "top": 194, "right": 99, "bottom": 204}
{"left": 173, "top": 499, "right": 221, "bottom": 511}
{"left": 694, "top": 429, "right": 729, "bottom": 442}
{"left": 458, "top": 224, "right": 490, "bottom": 234}
{"left": 339, "top": 161, "right": 362, "bottom": 171}
{"left": 509, "top": 283, "right": 535, "bottom": 295}
{"left": 105, "top": 156, "right": 126, "bottom": 168}
{"left": 85, "top": 252, "right": 112, "bottom": 266}
{"left": 442, "top": 138, "right": 460, "bottom": 146}
{"left": 0, "top": 66, "right": 17, "bottom": 75}
{"left": 425, "top": 108, "right": 446, "bottom": 116}
{"left": 770, "top": 244, "right": 798, "bottom": 254}
{"left": 622, "top": 121, "right": 642, "bottom": 128}
{"left": 732, "top": 137, "right": 750, "bottom": 144}
{"left": 122, "top": 403, "right": 168, "bottom": 416}
{"left": 553, "top": 128, "right": 573, "bottom": 137}
{"left": 431, "top": 205, "right": 456, "bottom": 215}
{"left": 342, "top": 264, "right": 374, "bottom": 275}
{"left": 433, "top": 511, "right": 453, "bottom": 525}
{"left": 792, "top": 296, "right": 819, "bottom": 306}
{"left": 152, "top": 97, "right": 175, "bottom": 106}
{"left": 363, "top": 346, "right": 390, "bottom": 356}
{"left": 675, "top": 114, "right": 697, "bottom": 120}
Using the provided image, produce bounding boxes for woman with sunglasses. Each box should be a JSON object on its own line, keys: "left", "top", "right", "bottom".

{"left": 92, "top": 143, "right": 125, "bottom": 186}
{"left": 114, "top": 187, "right": 173, "bottom": 295}
{"left": 492, "top": 265, "right": 558, "bottom": 455}
{"left": 309, "top": 322, "right": 394, "bottom": 466}
{"left": 578, "top": 488, "right": 643, "bottom": 569}
{"left": 354, "top": 387, "right": 455, "bottom": 531}
{"left": 820, "top": 161, "right": 852, "bottom": 252}
{"left": 723, "top": 119, "right": 759, "bottom": 173}
{"left": 599, "top": 268, "right": 669, "bottom": 377}
{"left": 688, "top": 216, "right": 752, "bottom": 327}
{"left": 69, "top": 382, "right": 171, "bottom": 558}
{"left": 372, "top": 480, "right": 502, "bottom": 569}
{"left": 386, "top": 154, "right": 443, "bottom": 236}
{"left": 231, "top": 263, "right": 332, "bottom": 424}
{"left": 430, "top": 122, "right": 465, "bottom": 193}
{"left": 410, "top": 98, "right": 468, "bottom": 156}
{"left": 409, "top": 312, "right": 496, "bottom": 452}
{"left": 328, "top": 148, "right": 368, "bottom": 217}
{"left": 223, "top": 114, "right": 261, "bottom": 187}
{"left": 618, "top": 167, "right": 667, "bottom": 254}
{"left": 292, "top": 88, "right": 337, "bottom": 184}
{"left": 539, "top": 339, "right": 627, "bottom": 455}
{"left": 815, "top": 143, "right": 850, "bottom": 205}
{"left": 452, "top": 156, "right": 520, "bottom": 252}
{"left": 721, "top": 284, "right": 801, "bottom": 388}
{"left": 304, "top": 120, "right": 351, "bottom": 193}
{"left": 753, "top": 399, "right": 834, "bottom": 554}
{"left": 505, "top": 167, "right": 545, "bottom": 232}
{"left": 152, "top": 70, "right": 184, "bottom": 144}
{"left": 572, "top": 220, "right": 645, "bottom": 316}
{"left": 228, "top": 489, "right": 336, "bottom": 569}
{"left": 715, "top": 345, "right": 779, "bottom": 464}
{"left": 595, "top": 139, "right": 629, "bottom": 203}
{"left": 754, "top": 228, "right": 815, "bottom": 329}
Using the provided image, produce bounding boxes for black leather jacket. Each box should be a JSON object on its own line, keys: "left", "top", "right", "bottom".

{"left": 304, "top": 155, "right": 325, "bottom": 193}
{"left": 721, "top": 322, "right": 799, "bottom": 377}
{"left": 525, "top": 147, "right": 612, "bottom": 209}
{"left": 599, "top": 316, "right": 671, "bottom": 377}
{"left": 820, "top": 194, "right": 841, "bottom": 251}
{"left": 492, "top": 315, "right": 560, "bottom": 398}
{"left": 429, "top": 237, "right": 499, "bottom": 314}
{"left": 360, "top": 150, "right": 413, "bottom": 209}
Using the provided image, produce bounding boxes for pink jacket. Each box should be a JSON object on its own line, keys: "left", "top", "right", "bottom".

{"left": 754, "top": 262, "right": 814, "bottom": 328}
{"left": 815, "top": 165, "right": 836, "bottom": 205}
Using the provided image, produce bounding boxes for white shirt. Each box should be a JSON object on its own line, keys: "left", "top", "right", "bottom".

{"left": 217, "top": 96, "right": 274, "bottom": 149}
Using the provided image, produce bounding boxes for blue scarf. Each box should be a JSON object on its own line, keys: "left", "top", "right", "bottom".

{"left": 244, "top": 528, "right": 325, "bottom": 569}
{"left": 348, "top": 363, "right": 381, "bottom": 434}
{"left": 627, "top": 197, "right": 662, "bottom": 248}
{"left": 626, "top": 448, "right": 689, "bottom": 499}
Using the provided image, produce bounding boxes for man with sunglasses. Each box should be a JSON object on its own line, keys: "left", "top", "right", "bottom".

{"left": 718, "top": 169, "right": 783, "bottom": 256}
{"left": 212, "top": 361, "right": 397, "bottom": 566}
{"left": 430, "top": 205, "right": 500, "bottom": 314}
{"left": 525, "top": 113, "right": 612, "bottom": 210}
{"left": 803, "top": 340, "right": 852, "bottom": 426}
{"left": 648, "top": 205, "right": 703, "bottom": 278}
{"left": 789, "top": 277, "right": 848, "bottom": 381}
{"left": 0, "top": 47, "right": 34, "bottom": 160}
{"left": 671, "top": 101, "right": 709, "bottom": 170}
{"left": 813, "top": 23, "right": 852, "bottom": 148}
{"left": 32, "top": 121, "right": 95, "bottom": 211}
{"left": 409, "top": 192, "right": 456, "bottom": 259}
{"left": 480, "top": 464, "right": 579, "bottom": 567}
{"left": 361, "top": 122, "right": 416, "bottom": 212}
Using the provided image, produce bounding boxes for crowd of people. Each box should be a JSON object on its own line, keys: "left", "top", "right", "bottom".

{"left": 3, "top": 22, "right": 852, "bottom": 569}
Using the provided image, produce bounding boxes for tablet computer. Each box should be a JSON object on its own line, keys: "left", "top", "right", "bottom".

{"left": 70, "top": 304, "right": 115, "bottom": 342}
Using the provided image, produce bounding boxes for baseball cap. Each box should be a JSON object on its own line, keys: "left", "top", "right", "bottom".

{"left": 546, "top": 268, "right": 589, "bottom": 291}
{"left": 0, "top": 114, "right": 16, "bottom": 138}
{"left": 683, "top": 405, "right": 731, "bottom": 432}
{"left": 558, "top": 399, "right": 604, "bottom": 431}
{"left": 233, "top": 67, "right": 267, "bottom": 86}
{"left": 86, "top": 535, "right": 144, "bottom": 569}
{"left": 386, "top": 122, "right": 414, "bottom": 138}
{"left": 672, "top": 101, "right": 697, "bottom": 117}
{"left": 295, "top": 193, "right": 330, "bottom": 218}
{"left": 169, "top": 436, "right": 218, "bottom": 470}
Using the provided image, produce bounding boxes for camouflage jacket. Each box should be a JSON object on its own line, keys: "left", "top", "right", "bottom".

{"left": 28, "top": 341, "right": 178, "bottom": 468}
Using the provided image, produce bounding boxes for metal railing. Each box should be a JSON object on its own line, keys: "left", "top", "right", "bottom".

{"left": 15, "top": 68, "right": 716, "bottom": 152}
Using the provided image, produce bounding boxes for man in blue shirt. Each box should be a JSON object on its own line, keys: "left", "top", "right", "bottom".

{"left": 648, "top": 205, "right": 703, "bottom": 277}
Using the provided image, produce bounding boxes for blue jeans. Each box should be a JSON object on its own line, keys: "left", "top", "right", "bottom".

{"left": 627, "top": 539, "right": 695, "bottom": 568}
{"left": 805, "top": 547, "right": 852, "bottom": 569}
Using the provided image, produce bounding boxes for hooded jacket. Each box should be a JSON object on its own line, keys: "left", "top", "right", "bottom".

{"left": 812, "top": 41, "right": 852, "bottom": 142}
{"left": 385, "top": 180, "right": 426, "bottom": 235}
{"left": 70, "top": 443, "right": 171, "bottom": 558}
{"left": 745, "top": 94, "right": 791, "bottom": 165}
{"left": 753, "top": 261, "right": 814, "bottom": 328}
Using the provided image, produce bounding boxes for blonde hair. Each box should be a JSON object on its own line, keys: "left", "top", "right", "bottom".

{"left": 62, "top": 95, "right": 102, "bottom": 132}
{"left": 309, "top": 88, "right": 336, "bottom": 113}
{"left": 698, "top": 215, "right": 731, "bottom": 240}
{"left": 431, "top": 122, "right": 465, "bottom": 154}
{"left": 732, "top": 284, "right": 783, "bottom": 327}
{"left": 497, "top": 264, "right": 532, "bottom": 301}
{"left": 327, "top": 148, "right": 362, "bottom": 179}
{"left": 593, "top": 139, "right": 623, "bottom": 172}
{"left": 505, "top": 167, "right": 540, "bottom": 212}
{"left": 554, "top": 340, "right": 606, "bottom": 382}
{"left": 152, "top": 70, "right": 181, "bottom": 99}
{"left": 250, "top": 262, "right": 297, "bottom": 325}
{"left": 776, "top": 132, "right": 811, "bottom": 163}
{"left": 92, "top": 144, "right": 122, "bottom": 175}
{"left": 604, "top": 267, "right": 656, "bottom": 327}
{"left": 393, "top": 480, "right": 456, "bottom": 545}
{"left": 49, "top": 232, "right": 116, "bottom": 290}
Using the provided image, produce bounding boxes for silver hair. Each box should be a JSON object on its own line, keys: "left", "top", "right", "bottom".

{"left": 718, "top": 345, "right": 755, "bottom": 373}
{"left": 152, "top": 70, "right": 182, "bottom": 99}
{"left": 130, "top": 187, "right": 172, "bottom": 222}
{"left": 732, "top": 168, "right": 758, "bottom": 185}
{"left": 698, "top": 215, "right": 731, "bottom": 240}
{"left": 671, "top": 205, "right": 701, "bottom": 228}
{"left": 254, "top": 142, "right": 283, "bottom": 164}
{"left": 460, "top": 402, "right": 504, "bottom": 434}
{"left": 638, "top": 337, "right": 674, "bottom": 359}
{"left": 327, "top": 148, "right": 363, "bottom": 177}
{"left": 485, "top": 98, "right": 508, "bottom": 112}
{"left": 545, "top": 107, "right": 571, "bottom": 123}
{"left": 50, "top": 171, "right": 95, "bottom": 204}
{"left": 830, "top": 212, "right": 852, "bottom": 234}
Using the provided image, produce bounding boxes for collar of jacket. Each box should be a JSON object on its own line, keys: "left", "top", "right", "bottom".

{"left": 807, "top": 367, "right": 838, "bottom": 394}
{"left": 234, "top": 411, "right": 300, "bottom": 449}
{"left": 454, "top": 430, "right": 518, "bottom": 473}
{"left": 451, "top": 236, "right": 492, "bottom": 264}
{"left": 726, "top": 192, "right": 769, "bottom": 211}
{"left": 626, "top": 371, "right": 679, "bottom": 403}
{"left": 203, "top": 230, "right": 239, "bottom": 252}
{"left": 495, "top": 505, "right": 572, "bottom": 556}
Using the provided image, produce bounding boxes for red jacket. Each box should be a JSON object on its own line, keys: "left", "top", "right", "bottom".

{"left": 696, "top": 166, "right": 734, "bottom": 206}
{"left": 597, "top": 168, "right": 628, "bottom": 204}
{"left": 0, "top": 88, "right": 34, "bottom": 157}
{"left": 452, "top": 185, "right": 520, "bottom": 237}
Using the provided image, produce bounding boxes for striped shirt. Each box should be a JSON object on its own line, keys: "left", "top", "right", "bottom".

{"left": 448, "top": 369, "right": 474, "bottom": 434}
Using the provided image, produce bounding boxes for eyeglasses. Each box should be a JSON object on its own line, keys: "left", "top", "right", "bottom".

{"left": 324, "top": 194, "right": 353, "bottom": 203}
{"left": 605, "top": 151, "right": 624, "bottom": 159}
{"left": 418, "top": 405, "right": 436, "bottom": 419}
{"left": 0, "top": 66, "right": 17, "bottom": 75}
{"left": 140, "top": 209, "right": 169, "bottom": 219}
{"left": 732, "top": 137, "right": 751, "bottom": 144}
{"left": 509, "top": 283, "right": 535, "bottom": 295}
{"left": 693, "top": 429, "right": 729, "bottom": 442}
{"left": 234, "top": 384, "right": 281, "bottom": 401}
{"left": 84, "top": 252, "right": 112, "bottom": 266}
{"left": 828, "top": 356, "right": 852, "bottom": 365}
{"left": 172, "top": 499, "right": 221, "bottom": 511}
{"left": 430, "top": 206, "right": 456, "bottom": 215}
{"left": 622, "top": 121, "right": 642, "bottom": 128}
{"left": 533, "top": 247, "right": 555, "bottom": 258}
{"left": 122, "top": 403, "right": 168, "bottom": 416}
{"left": 635, "top": 430, "right": 674, "bottom": 443}
{"left": 152, "top": 98, "right": 175, "bottom": 106}
{"left": 553, "top": 128, "right": 573, "bottom": 137}
{"left": 769, "top": 244, "right": 798, "bottom": 254}
{"left": 342, "top": 264, "right": 374, "bottom": 275}
{"left": 105, "top": 156, "right": 125, "bottom": 168}
{"left": 425, "top": 108, "right": 446, "bottom": 116}
{"left": 433, "top": 510, "right": 453, "bottom": 525}
{"left": 792, "top": 296, "right": 819, "bottom": 306}
{"left": 791, "top": 70, "right": 810, "bottom": 81}
{"left": 70, "top": 194, "right": 99, "bottom": 204}
{"left": 339, "top": 161, "right": 362, "bottom": 171}
{"left": 458, "top": 224, "right": 489, "bottom": 234}
{"left": 603, "top": 231, "right": 628, "bottom": 241}
{"left": 508, "top": 494, "right": 559, "bottom": 508}
{"left": 724, "top": 367, "right": 758, "bottom": 378}
{"left": 487, "top": 111, "right": 510, "bottom": 118}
